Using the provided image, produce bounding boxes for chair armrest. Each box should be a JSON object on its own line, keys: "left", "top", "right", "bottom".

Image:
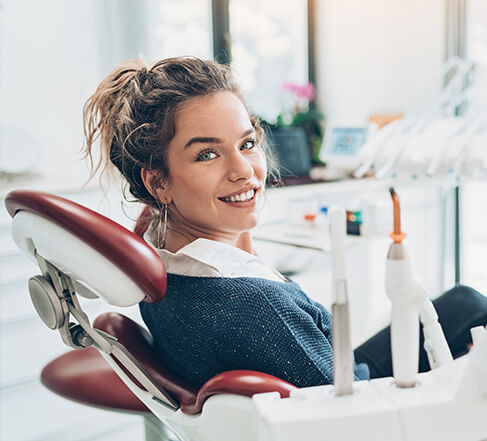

{"left": 182, "top": 370, "right": 297, "bottom": 415}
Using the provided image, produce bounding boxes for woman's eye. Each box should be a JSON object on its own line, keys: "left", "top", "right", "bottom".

{"left": 241, "top": 139, "right": 256, "bottom": 150}
{"left": 196, "top": 150, "right": 218, "bottom": 162}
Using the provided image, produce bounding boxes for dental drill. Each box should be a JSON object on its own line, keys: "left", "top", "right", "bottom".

{"left": 386, "top": 188, "right": 453, "bottom": 387}
{"left": 329, "top": 207, "right": 354, "bottom": 395}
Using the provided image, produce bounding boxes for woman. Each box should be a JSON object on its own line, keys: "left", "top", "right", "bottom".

{"left": 83, "top": 57, "right": 487, "bottom": 389}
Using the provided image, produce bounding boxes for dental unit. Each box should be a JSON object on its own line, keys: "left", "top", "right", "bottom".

{"left": 5, "top": 189, "right": 487, "bottom": 441}
{"left": 252, "top": 188, "right": 487, "bottom": 441}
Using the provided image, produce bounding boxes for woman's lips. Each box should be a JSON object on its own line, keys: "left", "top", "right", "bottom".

{"left": 218, "top": 187, "right": 259, "bottom": 207}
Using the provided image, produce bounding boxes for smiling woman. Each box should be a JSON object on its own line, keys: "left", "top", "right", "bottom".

{"left": 83, "top": 57, "right": 269, "bottom": 250}
{"left": 82, "top": 56, "right": 487, "bottom": 391}
{"left": 139, "top": 91, "right": 267, "bottom": 252}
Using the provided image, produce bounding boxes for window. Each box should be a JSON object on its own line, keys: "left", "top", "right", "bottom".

{"left": 98, "top": 0, "right": 212, "bottom": 71}
{"left": 149, "top": 0, "right": 212, "bottom": 60}
{"left": 466, "top": 0, "right": 487, "bottom": 66}
{"left": 227, "top": 0, "right": 309, "bottom": 121}
{"left": 461, "top": 0, "right": 487, "bottom": 294}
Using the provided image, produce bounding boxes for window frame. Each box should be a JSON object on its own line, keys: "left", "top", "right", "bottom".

{"left": 211, "top": 0, "right": 316, "bottom": 105}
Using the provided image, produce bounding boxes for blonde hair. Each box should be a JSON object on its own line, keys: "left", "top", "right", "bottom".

{"left": 83, "top": 56, "right": 268, "bottom": 208}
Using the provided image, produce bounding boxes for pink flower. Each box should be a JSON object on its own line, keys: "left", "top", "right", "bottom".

{"left": 281, "top": 82, "right": 315, "bottom": 102}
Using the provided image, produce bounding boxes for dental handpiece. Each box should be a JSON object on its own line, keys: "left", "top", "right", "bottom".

{"left": 386, "top": 189, "right": 452, "bottom": 384}
{"left": 386, "top": 188, "right": 419, "bottom": 387}
{"left": 420, "top": 299, "right": 453, "bottom": 369}
{"left": 329, "top": 206, "right": 354, "bottom": 396}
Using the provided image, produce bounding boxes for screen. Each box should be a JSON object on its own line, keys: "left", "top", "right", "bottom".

{"left": 325, "top": 128, "right": 368, "bottom": 156}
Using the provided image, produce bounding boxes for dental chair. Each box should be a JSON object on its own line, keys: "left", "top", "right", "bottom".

{"left": 5, "top": 190, "right": 296, "bottom": 441}
{"left": 6, "top": 190, "right": 487, "bottom": 441}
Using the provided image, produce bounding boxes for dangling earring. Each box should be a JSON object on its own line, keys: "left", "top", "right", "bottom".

{"left": 161, "top": 202, "right": 168, "bottom": 249}
{"left": 154, "top": 201, "right": 168, "bottom": 249}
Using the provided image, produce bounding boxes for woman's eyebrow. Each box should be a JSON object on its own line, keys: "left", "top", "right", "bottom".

{"left": 183, "top": 128, "right": 255, "bottom": 149}
{"left": 241, "top": 128, "right": 255, "bottom": 138}
{"left": 184, "top": 137, "right": 221, "bottom": 149}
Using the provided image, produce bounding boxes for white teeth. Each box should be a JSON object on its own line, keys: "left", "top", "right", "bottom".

{"left": 222, "top": 189, "right": 256, "bottom": 202}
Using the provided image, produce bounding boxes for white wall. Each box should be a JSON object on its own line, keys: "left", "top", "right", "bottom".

{"left": 315, "top": 0, "right": 447, "bottom": 124}
{"left": 1, "top": 1, "right": 448, "bottom": 178}
{"left": 0, "top": 0, "right": 103, "bottom": 178}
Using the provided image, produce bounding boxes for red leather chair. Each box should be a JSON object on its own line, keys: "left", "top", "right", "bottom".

{"left": 5, "top": 190, "right": 296, "bottom": 441}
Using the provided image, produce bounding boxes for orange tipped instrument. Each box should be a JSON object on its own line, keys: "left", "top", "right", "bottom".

{"left": 389, "top": 187, "right": 407, "bottom": 243}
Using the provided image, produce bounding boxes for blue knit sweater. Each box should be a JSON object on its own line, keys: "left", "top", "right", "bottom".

{"left": 140, "top": 274, "right": 370, "bottom": 389}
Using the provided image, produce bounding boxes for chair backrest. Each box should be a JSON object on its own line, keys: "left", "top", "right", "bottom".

{"left": 5, "top": 190, "right": 166, "bottom": 306}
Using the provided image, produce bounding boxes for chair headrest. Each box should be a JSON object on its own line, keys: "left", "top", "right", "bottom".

{"left": 5, "top": 190, "right": 166, "bottom": 304}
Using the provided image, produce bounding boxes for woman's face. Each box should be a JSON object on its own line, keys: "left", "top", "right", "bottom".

{"left": 160, "top": 91, "right": 267, "bottom": 242}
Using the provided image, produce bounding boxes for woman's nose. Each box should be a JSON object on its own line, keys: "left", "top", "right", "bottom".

{"left": 227, "top": 150, "right": 254, "bottom": 181}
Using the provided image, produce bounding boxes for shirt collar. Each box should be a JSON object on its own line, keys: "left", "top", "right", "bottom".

{"left": 147, "top": 236, "right": 282, "bottom": 281}
{"left": 178, "top": 238, "right": 258, "bottom": 271}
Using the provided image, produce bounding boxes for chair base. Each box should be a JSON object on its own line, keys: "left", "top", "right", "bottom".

{"left": 144, "top": 414, "right": 179, "bottom": 441}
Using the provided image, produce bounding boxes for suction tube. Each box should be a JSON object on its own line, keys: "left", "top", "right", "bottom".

{"left": 329, "top": 207, "right": 354, "bottom": 395}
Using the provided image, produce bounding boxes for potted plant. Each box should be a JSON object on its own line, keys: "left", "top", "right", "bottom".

{"left": 261, "top": 82, "right": 325, "bottom": 177}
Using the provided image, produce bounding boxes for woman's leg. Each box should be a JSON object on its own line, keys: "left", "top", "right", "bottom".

{"left": 354, "top": 284, "right": 487, "bottom": 379}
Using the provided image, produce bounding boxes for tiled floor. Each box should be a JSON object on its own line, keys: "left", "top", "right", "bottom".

{"left": 0, "top": 379, "right": 145, "bottom": 441}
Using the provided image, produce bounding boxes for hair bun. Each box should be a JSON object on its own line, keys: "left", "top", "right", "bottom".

{"left": 137, "top": 66, "right": 149, "bottom": 82}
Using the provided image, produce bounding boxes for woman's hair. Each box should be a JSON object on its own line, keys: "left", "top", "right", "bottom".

{"left": 83, "top": 56, "right": 271, "bottom": 210}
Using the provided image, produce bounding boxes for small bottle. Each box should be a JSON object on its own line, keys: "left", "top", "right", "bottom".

{"left": 346, "top": 210, "right": 362, "bottom": 235}
{"left": 315, "top": 206, "right": 329, "bottom": 228}
{"left": 303, "top": 212, "right": 317, "bottom": 227}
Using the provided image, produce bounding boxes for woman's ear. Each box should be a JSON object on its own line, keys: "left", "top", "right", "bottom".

{"left": 141, "top": 169, "right": 172, "bottom": 204}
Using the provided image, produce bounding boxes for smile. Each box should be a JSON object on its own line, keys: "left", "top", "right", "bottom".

{"left": 218, "top": 187, "right": 258, "bottom": 204}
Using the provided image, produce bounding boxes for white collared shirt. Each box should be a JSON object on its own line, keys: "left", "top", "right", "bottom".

{"left": 146, "top": 236, "right": 284, "bottom": 282}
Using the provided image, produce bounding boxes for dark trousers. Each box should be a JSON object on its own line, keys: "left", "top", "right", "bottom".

{"left": 354, "top": 285, "right": 487, "bottom": 379}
